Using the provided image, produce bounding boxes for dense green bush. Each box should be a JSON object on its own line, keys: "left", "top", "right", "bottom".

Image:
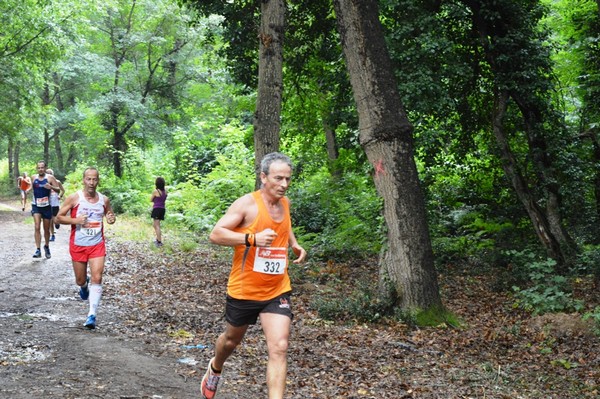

{"left": 430, "top": 205, "right": 519, "bottom": 268}
{"left": 288, "top": 166, "right": 383, "bottom": 260}
{"left": 167, "top": 141, "right": 254, "bottom": 232}
{"left": 575, "top": 244, "right": 600, "bottom": 281}
{"left": 509, "top": 250, "right": 585, "bottom": 315}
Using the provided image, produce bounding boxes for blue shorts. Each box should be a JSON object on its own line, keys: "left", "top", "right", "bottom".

{"left": 31, "top": 205, "right": 53, "bottom": 220}
{"left": 225, "top": 292, "right": 293, "bottom": 327}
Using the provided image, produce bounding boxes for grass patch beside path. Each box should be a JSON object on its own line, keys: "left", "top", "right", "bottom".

{"left": 0, "top": 195, "right": 22, "bottom": 210}
{"left": 105, "top": 214, "right": 210, "bottom": 255}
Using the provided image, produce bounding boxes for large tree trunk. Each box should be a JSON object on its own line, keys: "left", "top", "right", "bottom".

{"left": 253, "top": 0, "right": 285, "bottom": 188}
{"left": 333, "top": 0, "right": 441, "bottom": 311}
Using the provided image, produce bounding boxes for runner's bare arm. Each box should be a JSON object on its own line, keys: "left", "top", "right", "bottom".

{"left": 57, "top": 180, "right": 65, "bottom": 198}
{"left": 44, "top": 176, "right": 61, "bottom": 193}
{"left": 104, "top": 196, "right": 116, "bottom": 224}
{"left": 209, "top": 194, "right": 255, "bottom": 247}
{"left": 288, "top": 229, "right": 307, "bottom": 264}
{"left": 56, "top": 193, "right": 86, "bottom": 225}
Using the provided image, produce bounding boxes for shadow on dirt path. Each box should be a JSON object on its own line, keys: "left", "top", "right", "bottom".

{"left": 0, "top": 200, "right": 200, "bottom": 399}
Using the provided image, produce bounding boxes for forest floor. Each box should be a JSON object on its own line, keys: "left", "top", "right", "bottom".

{"left": 0, "top": 195, "right": 598, "bottom": 399}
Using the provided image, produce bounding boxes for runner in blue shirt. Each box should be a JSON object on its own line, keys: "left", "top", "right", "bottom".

{"left": 31, "top": 161, "right": 61, "bottom": 259}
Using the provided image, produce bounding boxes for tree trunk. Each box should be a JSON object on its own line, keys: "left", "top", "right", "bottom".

{"left": 464, "top": 0, "right": 577, "bottom": 270}
{"left": 323, "top": 118, "right": 340, "bottom": 177}
{"left": 591, "top": 134, "right": 600, "bottom": 225}
{"left": 53, "top": 73, "right": 65, "bottom": 174}
{"left": 14, "top": 140, "right": 19, "bottom": 180}
{"left": 8, "top": 137, "right": 15, "bottom": 187}
{"left": 41, "top": 82, "right": 51, "bottom": 164}
{"left": 492, "top": 90, "right": 566, "bottom": 264}
{"left": 510, "top": 94, "right": 577, "bottom": 270}
{"left": 253, "top": 0, "right": 285, "bottom": 188}
{"left": 333, "top": 0, "right": 442, "bottom": 311}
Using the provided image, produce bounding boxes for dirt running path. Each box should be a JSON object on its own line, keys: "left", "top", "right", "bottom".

{"left": 0, "top": 201, "right": 199, "bottom": 399}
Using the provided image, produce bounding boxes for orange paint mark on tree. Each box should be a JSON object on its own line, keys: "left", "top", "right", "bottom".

{"left": 374, "top": 159, "right": 385, "bottom": 177}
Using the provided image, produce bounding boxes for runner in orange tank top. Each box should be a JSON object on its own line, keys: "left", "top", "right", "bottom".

{"left": 17, "top": 172, "right": 32, "bottom": 211}
{"left": 201, "top": 152, "right": 307, "bottom": 399}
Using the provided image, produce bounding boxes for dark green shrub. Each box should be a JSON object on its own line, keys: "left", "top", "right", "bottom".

{"left": 289, "top": 167, "right": 383, "bottom": 260}
{"left": 509, "top": 250, "right": 585, "bottom": 315}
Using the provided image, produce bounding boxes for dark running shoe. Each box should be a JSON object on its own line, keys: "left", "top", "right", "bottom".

{"left": 44, "top": 245, "right": 51, "bottom": 259}
{"left": 33, "top": 249, "right": 42, "bottom": 258}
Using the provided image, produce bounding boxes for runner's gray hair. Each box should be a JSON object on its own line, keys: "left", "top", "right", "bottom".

{"left": 83, "top": 167, "right": 99, "bottom": 178}
{"left": 260, "top": 152, "right": 292, "bottom": 175}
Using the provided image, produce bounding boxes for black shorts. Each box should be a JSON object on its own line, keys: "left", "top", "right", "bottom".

{"left": 225, "top": 292, "right": 293, "bottom": 327}
{"left": 151, "top": 208, "right": 165, "bottom": 220}
{"left": 31, "top": 205, "right": 52, "bottom": 220}
{"left": 52, "top": 206, "right": 59, "bottom": 217}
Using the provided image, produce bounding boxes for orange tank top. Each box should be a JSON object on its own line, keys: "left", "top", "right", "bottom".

{"left": 20, "top": 178, "right": 30, "bottom": 191}
{"left": 227, "top": 190, "right": 292, "bottom": 301}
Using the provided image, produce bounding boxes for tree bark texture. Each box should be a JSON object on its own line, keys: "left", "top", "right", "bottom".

{"left": 492, "top": 91, "right": 566, "bottom": 264}
{"left": 253, "top": 0, "right": 285, "bottom": 188}
{"left": 466, "top": 0, "right": 576, "bottom": 269}
{"left": 333, "top": 0, "right": 441, "bottom": 310}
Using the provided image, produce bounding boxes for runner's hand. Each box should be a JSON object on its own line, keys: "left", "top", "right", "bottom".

{"left": 256, "top": 228, "right": 277, "bottom": 247}
{"left": 105, "top": 211, "right": 116, "bottom": 224}
{"left": 291, "top": 243, "right": 307, "bottom": 264}
{"left": 78, "top": 215, "right": 88, "bottom": 226}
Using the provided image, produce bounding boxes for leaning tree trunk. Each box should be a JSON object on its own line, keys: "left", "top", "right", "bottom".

{"left": 511, "top": 94, "right": 577, "bottom": 271}
{"left": 333, "top": 0, "right": 441, "bottom": 311}
{"left": 492, "top": 91, "right": 567, "bottom": 265}
{"left": 253, "top": 0, "right": 285, "bottom": 188}
{"left": 465, "top": 0, "right": 577, "bottom": 271}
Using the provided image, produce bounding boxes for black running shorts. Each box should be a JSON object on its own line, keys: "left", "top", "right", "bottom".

{"left": 225, "top": 292, "right": 293, "bottom": 327}
{"left": 32, "top": 205, "right": 53, "bottom": 220}
{"left": 151, "top": 207, "right": 165, "bottom": 220}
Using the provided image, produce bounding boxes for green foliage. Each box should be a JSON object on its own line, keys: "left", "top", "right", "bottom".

{"left": 166, "top": 139, "right": 254, "bottom": 232}
{"left": 582, "top": 306, "right": 600, "bottom": 336}
{"left": 509, "top": 250, "right": 585, "bottom": 315}
{"left": 288, "top": 166, "right": 383, "bottom": 260}
{"left": 61, "top": 146, "right": 153, "bottom": 216}
{"left": 431, "top": 206, "right": 518, "bottom": 267}
{"left": 574, "top": 244, "right": 600, "bottom": 280}
{"left": 409, "top": 306, "right": 463, "bottom": 329}
{"left": 0, "top": 160, "right": 16, "bottom": 194}
{"left": 2, "top": 0, "right": 600, "bottom": 324}
{"left": 100, "top": 176, "right": 149, "bottom": 216}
